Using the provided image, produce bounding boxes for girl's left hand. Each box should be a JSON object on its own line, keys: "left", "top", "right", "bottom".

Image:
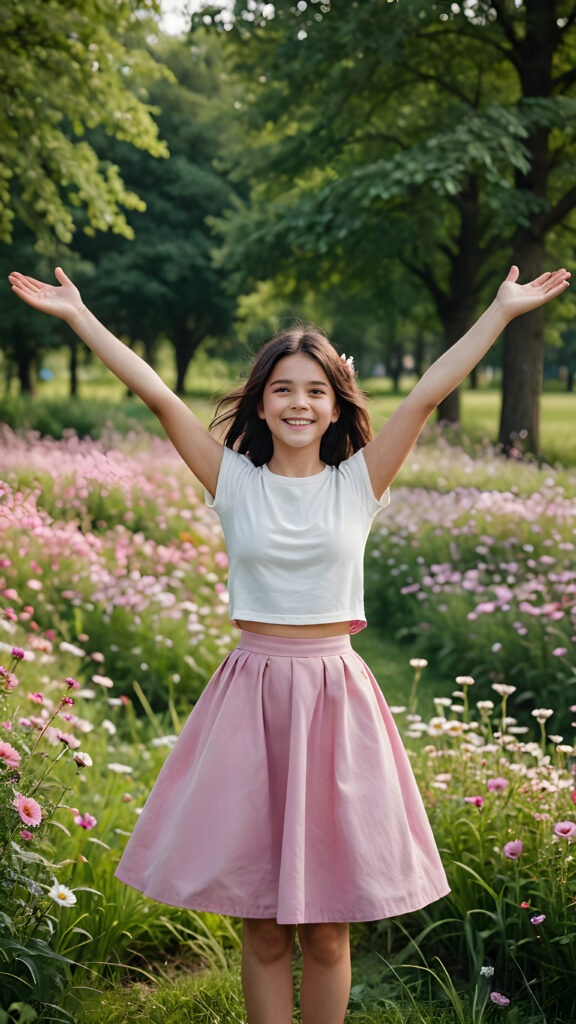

{"left": 496, "top": 265, "right": 570, "bottom": 321}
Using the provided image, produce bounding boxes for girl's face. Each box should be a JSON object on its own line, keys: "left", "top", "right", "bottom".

{"left": 258, "top": 352, "right": 340, "bottom": 453}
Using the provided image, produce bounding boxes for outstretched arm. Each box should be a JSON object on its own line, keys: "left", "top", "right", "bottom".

{"left": 8, "top": 267, "right": 223, "bottom": 496}
{"left": 363, "top": 265, "right": 570, "bottom": 498}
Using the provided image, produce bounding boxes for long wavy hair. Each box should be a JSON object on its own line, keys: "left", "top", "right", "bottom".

{"left": 210, "top": 325, "right": 373, "bottom": 466}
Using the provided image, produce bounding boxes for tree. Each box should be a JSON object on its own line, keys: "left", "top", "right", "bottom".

{"left": 202, "top": 0, "right": 533, "bottom": 422}
{"left": 200, "top": 0, "right": 576, "bottom": 447}
{"left": 0, "top": 0, "right": 169, "bottom": 252}
{"left": 74, "top": 32, "right": 238, "bottom": 394}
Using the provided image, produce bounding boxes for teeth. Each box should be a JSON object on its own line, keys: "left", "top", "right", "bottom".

{"left": 285, "top": 419, "right": 312, "bottom": 425}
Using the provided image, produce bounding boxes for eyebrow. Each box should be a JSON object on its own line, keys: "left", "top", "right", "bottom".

{"left": 268, "top": 378, "right": 329, "bottom": 387}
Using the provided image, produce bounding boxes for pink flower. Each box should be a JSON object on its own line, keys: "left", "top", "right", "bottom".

{"left": 57, "top": 731, "right": 81, "bottom": 750}
{"left": 553, "top": 821, "right": 576, "bottom": 839}
{"left": 491, "top": 992, "right": 510, "bottom": 1006}
{"left": 66, "top": 677, "right": 80, "bottom": 689}
{"left": 11, "top": 648, "right": 25, "bottom": 661}
{"left": 465, "top": 796, "right": 484, "bottom": 808}
{"left": 19, "top": 829, "right": 34, "bottom": 841}
{"left": 2, "top": 722, "right": 12, "bottom": 732}
{"left": 487, "top": 777, "right": 509, "bottom": 792}
{"left": 61, "top": 696, "right": 74, "bottom": 706}
{"left": 520, "top": 901, "right": 530, "bottom": 909}
{"left": 29, "top": 693, "right": 44, "bottom": 704}
{"left": 12, "top": 792, "right": 42, "bottom": 827}
{"left": 0, "top": 741, "right": 21, "bottom": 769}
{"left": 74, "top": 812, "right": 97, "bottom": 830}
{"left": 503, "top": 840, "right": 523, "bottom": 859}
{"left": 530, "top": 914, "right": 546, "bottom": 925}
{"left": 552, "top": 647, "right": 567, "bottom": 657}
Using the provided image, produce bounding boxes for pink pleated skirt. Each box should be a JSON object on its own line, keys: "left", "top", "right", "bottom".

{"left": 114, "top": 631, "right": 450, "bottom": 924}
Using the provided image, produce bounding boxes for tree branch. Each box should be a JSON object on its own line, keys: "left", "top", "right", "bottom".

{"left": 489, "top": 0, "right": 520, "bottom": 50}
{"left": 536, "top": 183, "right": 576, "bottom": 235}
{"left": 552, "top": 65, "right": 576, "bottom": 93}
{"left": 401, "top": 61, "right": 471, "bottom": 105}
{"left": 400, "top": 256, "right": 448, "bottom": 312}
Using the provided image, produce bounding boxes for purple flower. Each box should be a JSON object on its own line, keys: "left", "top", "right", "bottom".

{"left": 554, "top": 821, "right": 576, "bottom": 839}
{"left": 530, "top": 914, "right": 546, "bottom": 926}
{"left": 465, "top": 796, "right": 484, "bottom": 808}
{"left": 487, "top": 777, "right": 509, "bottom": 793}
{"left": 11, "top": 647, "right": 25, "bottom": 661}
{"left": 503, "top": 840, "right": 523, "bottom": 860}
{"left": 491, "top": 992, "right": 510, "bottom": 1006}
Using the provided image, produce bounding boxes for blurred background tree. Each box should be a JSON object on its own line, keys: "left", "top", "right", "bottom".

{"left": 2, "top": 0, "right": 576, "bottom": 448}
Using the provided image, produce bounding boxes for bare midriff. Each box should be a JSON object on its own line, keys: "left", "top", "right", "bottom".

{"left": 235, "top": 619, "right": 351, "bottom": 638}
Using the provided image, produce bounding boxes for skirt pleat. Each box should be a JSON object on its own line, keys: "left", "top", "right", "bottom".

{"left": 114, "top": 631, "right": 450, "bottom": 923}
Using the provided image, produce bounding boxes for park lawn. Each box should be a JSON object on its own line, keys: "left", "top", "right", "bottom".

{"left": 6, "top": 339, "right": 575, "bottom": 463}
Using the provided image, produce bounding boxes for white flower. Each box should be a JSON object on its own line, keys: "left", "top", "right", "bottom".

{"left": 48, "top": 882, "right": 77, "bottom": 907}
{"left": 92, "top": 674, "right": 114, "bottom": 688}
{"left": 101, "top": 719, "right": 117, "bottom": 736}
{"left": 409, "top": 658, "right": 428, "bottom": 669}
{"left": 73, "top": 751, "right": 93, "bottom": 768}
{"left": 107, "top": 762, "right": 133, "bottom": 774}
{"left": 59, "top": 642, "right": 86, "bottom": 658}
{"left": 476, "top": 700, "right": 495, "bottom": 712}
{"left": 443, "top": 720, "right": 464, "bottom": 736}
{"left": 389, "top": 706, "right": 407, "bottom": 714}
{"left": 492, "top": 683, "right": 517, "bottom": 697}
{"left": 428, "top": 717, "right": 446, "bottom": 736}
{"left": 434, "top": 697, "right": 452, "bottom": 707}
{"left": 455, "top": 675, "right": 475, "bottom": 686}
{"left": 480, "top": 965, "right": 495, "bottom": 978}
{"left": 531, "top": 708, "right": 553, "bottom": 723}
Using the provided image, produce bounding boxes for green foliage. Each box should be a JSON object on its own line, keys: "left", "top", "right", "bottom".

{"left": 0, "top": 0, "right": 171, "bottom": 252}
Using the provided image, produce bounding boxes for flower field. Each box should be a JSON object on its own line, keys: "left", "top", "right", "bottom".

{"left": 1, "top": 426, "right": 575, "bottom": 1022}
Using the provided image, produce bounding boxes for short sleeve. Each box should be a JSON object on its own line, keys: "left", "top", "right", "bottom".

{"left": 338, "top": 448, "right": 391, "bottom": 517}
{"left": 204, "top": 446, "right": 255, "bottom": 512}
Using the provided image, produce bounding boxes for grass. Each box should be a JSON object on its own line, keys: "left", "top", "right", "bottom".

{"left": 75, "top": 950, "right": 462, "bottom": 1024}
{"left": 2, "top": 344, "right": 575, "bottom": 463}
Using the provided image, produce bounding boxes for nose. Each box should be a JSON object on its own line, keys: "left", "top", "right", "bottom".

{"left": 290, "top": 390, "right": 309, "bottom": 409}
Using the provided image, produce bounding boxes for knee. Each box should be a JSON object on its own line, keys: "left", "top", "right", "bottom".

{"left": 298, "top": 923, "right": 350, "bottom": 968}
{"left": 243, "top": 918, "right": 295, "bottom": 965}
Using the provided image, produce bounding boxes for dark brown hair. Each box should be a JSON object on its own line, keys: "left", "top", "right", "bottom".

{"left": 209, "top": 325, "right": 373, "bottom": 466}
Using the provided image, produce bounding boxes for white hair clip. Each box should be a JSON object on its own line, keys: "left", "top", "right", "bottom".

{"left": 340, "top": 353, "right": 355, "bottom": 375}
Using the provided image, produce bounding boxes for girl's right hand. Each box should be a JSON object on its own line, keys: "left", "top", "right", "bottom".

{"left": 8, "top": 267, "right": 84, "bottom": 324}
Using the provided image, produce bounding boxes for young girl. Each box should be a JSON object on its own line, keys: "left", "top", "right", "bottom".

{"left": 9, "top": 264, "right": 570, "bottom": 1024}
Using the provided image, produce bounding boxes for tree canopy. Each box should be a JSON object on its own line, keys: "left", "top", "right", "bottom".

{"left": 0, "top": 0, "right": 170, "bottom": 251}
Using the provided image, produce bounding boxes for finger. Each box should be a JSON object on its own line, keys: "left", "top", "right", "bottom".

{"left": 55, "top": 266, "right": 73, "bottom": 286}
{"left": 541, "top": 270, "right": 570, "bottom": 291}
{"left": 530, "top": 272, "right": 553, "bottom": 287}
{"left": 505, "top": 265, "right": 520, "bottom": 283}
{"left": 9, "top": 272, "right": 45, "bottom": 291}
{"left": 10, "top": 284, "right": 45, "bottom": 309}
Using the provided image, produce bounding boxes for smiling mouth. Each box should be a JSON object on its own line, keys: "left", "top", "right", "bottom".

{"left": 283, "top": 418, "right": 314, "bottom": 427}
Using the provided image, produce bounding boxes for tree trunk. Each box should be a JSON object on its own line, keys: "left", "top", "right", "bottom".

{"left": 69, "top": 339, "right": 78, "bottom": 397}
{"left": 498, "top": 0, "right": 555, "bottom": 454}
{"left": 172, "top": 317, "right": 211, "bottom": 395}
{"left": 16, "top": 350, "right": 36, "bottom": 396}
{"left": 435, "top": 176, "right": 481, "bottom": 424}
{"left": 499, "top": 298, "right": 545, "bottom": 455}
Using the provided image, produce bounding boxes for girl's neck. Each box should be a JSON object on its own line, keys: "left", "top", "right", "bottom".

{"left": 266, "top": 446, "right": 325, "bottom": 478}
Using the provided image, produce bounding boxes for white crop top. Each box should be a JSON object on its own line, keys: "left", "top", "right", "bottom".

{"left": 204, "top": 446, "right": 390, "bottom": 634}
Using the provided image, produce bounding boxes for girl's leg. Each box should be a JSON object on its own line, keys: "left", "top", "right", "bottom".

{"left": 297, "top": 922, "right": 351, "bottom": 1024}
{"left": 241, "top": 917, "right": 296, "bottom": 1024}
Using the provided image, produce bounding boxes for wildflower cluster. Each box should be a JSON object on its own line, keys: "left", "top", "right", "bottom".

{"left": 367, "top": 449, "right": 576, "bottom": 725}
